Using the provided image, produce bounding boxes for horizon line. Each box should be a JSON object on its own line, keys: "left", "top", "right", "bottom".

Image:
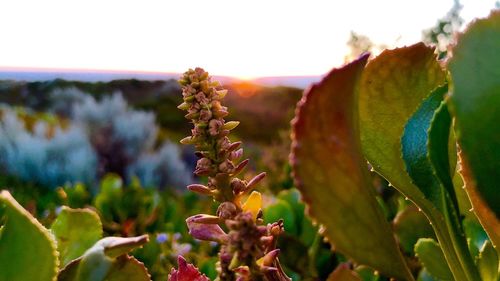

{"left": 0, "top": 66, "right": 322, "bottom": 80}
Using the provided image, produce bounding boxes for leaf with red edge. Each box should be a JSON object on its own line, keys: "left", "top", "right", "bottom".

{"left": 448, "top": 11, "right": 500, "bottom": 249}
{"left": 168, "top": 256, "right": 210, "bottom": 281}
{"left": 327, "top": 264, "right": 362, "bottom": 281}
{"left": 290, "top": 54, "right": 413, "bottom": 281}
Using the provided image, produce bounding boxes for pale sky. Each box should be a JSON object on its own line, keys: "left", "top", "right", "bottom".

{"left": 0, "top": 0, "right": 497, "bottom": 79}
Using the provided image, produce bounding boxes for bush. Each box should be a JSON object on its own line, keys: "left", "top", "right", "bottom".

{"left": 0, "top": 106, "right": 97, "bottom": 188}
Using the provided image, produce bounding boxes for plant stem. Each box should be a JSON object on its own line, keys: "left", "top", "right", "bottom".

{"left": 426, "top": 209, "right": 469, "bottom": 281}
{"left": 442, "top": 194, "right": 481, "bottom": 281}
{"left": 307, "top": 233, "right": 321, "bottom": 277}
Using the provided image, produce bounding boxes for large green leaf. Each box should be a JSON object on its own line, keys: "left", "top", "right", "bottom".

{"left": 359, "top": 43, "right": 446, "bottom": 205}
{"left": 51, "top": 207, "right": 103, "bottom": 266}
{"left": 448, "top": 11, "right": 500, "bottom": 248}
{"left": 401, "top": 85, "right": 455, "bottom": 213}
{"left": 58, "top": 235, "right": 150, "bottom": 281}
{"left": 291, "top": 54, "right": 413, "bottom": 280}
{"left": 0, "top": 190, "right": 59, "bottom": 281}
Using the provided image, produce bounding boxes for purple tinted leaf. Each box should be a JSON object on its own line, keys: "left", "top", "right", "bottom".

{"left": 168, "top": 256, "right": 210, "bottom": 281}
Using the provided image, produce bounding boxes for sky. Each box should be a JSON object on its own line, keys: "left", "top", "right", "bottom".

{"left": 0, "top": 0, "right": 497, "bottom": 79}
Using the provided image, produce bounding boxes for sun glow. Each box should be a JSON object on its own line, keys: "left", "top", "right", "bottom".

{"left": 0, "top": 0, "right": 497, "bottom": 78}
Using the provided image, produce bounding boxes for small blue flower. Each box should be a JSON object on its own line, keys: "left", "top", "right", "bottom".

{"left": 156, "top": 233, "right": 168, "bottom": 244}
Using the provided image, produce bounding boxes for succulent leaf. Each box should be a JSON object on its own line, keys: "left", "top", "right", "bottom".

{"left": 402, "top": 87, "right": 480, "bottom": 281}
{"left": 415, "top": 238, "right": 453, "bottom": 281}
{"left": 359, "top": 43, "right": 446, "bottom": 207}
{"left": 401, "top": 85, "right": 452, "bottom": 213}
{"left": 0, "top": 190, "right": 59, "bottom": 281}
{"left": 291, "top": 54, "right": 413, "bottom": 281}
{"left": 51, "top": 206, "right": 103, "bottom": 266}
{"left": 448, "top": 10, "right": 500, "bottom": 249}
{"left": 476, "top": 240, "right": 499, "bottom": 281}
{"left": 57, "top": 235, "right": 150, "bottom": 281}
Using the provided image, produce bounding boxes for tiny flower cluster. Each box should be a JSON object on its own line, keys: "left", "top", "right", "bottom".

{"left": 174, "top": 68, "right": 290, "bottom": 281}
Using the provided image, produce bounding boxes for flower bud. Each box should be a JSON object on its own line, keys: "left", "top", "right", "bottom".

{"left": 195, "top": 158, "right": 213, "bottom": 176}
{"left": 199, "top": 109, "right": 213, "bottom": 121}
{"left": 196, "top": 157, "right": 211, "bottom": 169}
{"left": 244, "top": 172, "right": 266, "bottom": 193}
{"left": 195, "top": 92, "right": 209, "bottom": 104}
{"left": 213, "top": 107, "right": 229, "bottom": 118}
{"left": 209, "top": 119, "right": 223, "bottom": 136}
{"left": 186, "top": 215, "right": 227, "bottom": 243}
{"left": 217, "top": 202, "right": 238, "bottom": 220}
{"left": 187, "top": 184, "right": 214, "bottom": 196}
{"left": 231, "top": 178, "right": 247, "bottom": 195}
{"left": 211, "top": 100, "right": 222, "bottom": 111}
{"left": 188, "top": 214, "right": 221, "bottom": 224}
{"left": 219, "top": 160, "right": 235, "bottom": 173}
{"left": 260, "top": 236, "right": 274, "bottom": 245}
{"left": 258, "top": 249, "right": 280, "bottom": 266}
{"left": 232, "top": 159, "right": 249, "bottom": 175}
{"left": 230, "top": 148, "right": 244, "bottom": 161}
{"left": 269, "top": 220, "right": 284, "bottom": 236}
{"left": 217, "top": 137, "right": 231, "bottom": 151}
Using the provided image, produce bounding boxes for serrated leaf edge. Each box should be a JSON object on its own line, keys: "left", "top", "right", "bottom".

{"left": 0, "top": 190, "right": 60, "bottom": 281}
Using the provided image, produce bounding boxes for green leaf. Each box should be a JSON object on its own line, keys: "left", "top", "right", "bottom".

{"left": 415, "top": 238, "right": 453, "bottom": 281}
{"left": 51, "top": 207, "right": 103, "bottom": 266}
{"left": 401, "top": 88, "right": 480, "bottom": 281}
{"left": 105, "top": 255, "right": 151, "bottom": 281}
{"left": 448, "top": 11, "right": 500, "bottom": 249}
{"left": 57, "top": 235, "right": 150, "bottom": 281}
{"left": 291, "top": 54, "right": 413, "bottom": 281}
{"left": 393, "top": 205, "right": 436, "bottom": 254}
{"left": 476, "top": 240, "right": 499, "bottom": 281}
{"left": 0, "top": 190, "right": 59, "bottom": 281}
{"left": 95, "top": 174, "right": 124, "bottom": 222}
{"left": 359, "top": 43, "right": 446, "bottom": 207}
{"left": 277, "top": 188, "right": 305, "bottom": 225}
{"left": 463, "top": 218, "right": 489, "bottom": 259}
{"left": 354, "top": 266, "right": 380, "bottom": 281}
{"left": 401, "top": 85, "right": 452, "bottom": 212}
{"left": 417, "top": 268, "right": 439, "bottom": 281}
{"left": 263, "top": 199, "right": 297, "bottom": 235}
